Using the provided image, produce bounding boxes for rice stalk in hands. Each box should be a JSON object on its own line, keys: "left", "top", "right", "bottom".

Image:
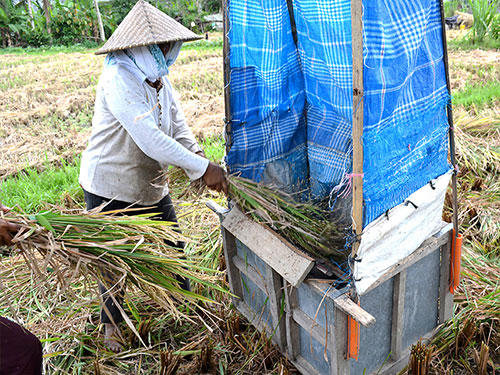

{"left": 227, "top": 176, "right": 347, "bottom": 262}
{"left": 3, "top": 208, "right": 227, "bottom": 319}
{"left": 164, "top": 167, "right": 206, "bottom": 200}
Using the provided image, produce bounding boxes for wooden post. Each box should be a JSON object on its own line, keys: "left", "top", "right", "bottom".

{"left": 93, "top": 0, "right": 106, "bottom": 42}
{"left": 350, "top": 0, "right": 364, "bottom": 258}
{"left": 222, "top": 0, "right": 232, "bottom": 164}
{"left": 390, "top": 270, "right": 407, "bottom": 361}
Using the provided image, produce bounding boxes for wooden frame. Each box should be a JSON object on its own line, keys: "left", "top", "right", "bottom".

{"left": 350, "top": 0, "right": 364, "bottom": 258}
{"left": 209, "top": 199, "right": 454, "bottom": 375}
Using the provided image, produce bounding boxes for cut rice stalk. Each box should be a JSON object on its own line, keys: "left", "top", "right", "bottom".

{"left": 3, "top": 208, "right": 228, "bottom": 320}
{"left": 227, "top": 176, "right": 348, "bottom": 263}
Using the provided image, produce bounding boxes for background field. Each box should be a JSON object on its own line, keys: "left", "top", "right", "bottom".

{"left": 0, "top": 30, "right": 499, "bottom": 374}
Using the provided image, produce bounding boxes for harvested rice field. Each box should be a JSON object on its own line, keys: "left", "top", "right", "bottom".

{"left": 0, "top": 31, "right": 499, "bottom": 374}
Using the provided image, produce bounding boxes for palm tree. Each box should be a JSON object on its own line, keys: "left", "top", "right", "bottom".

{"left": 42, "top": 0, "right": 50, "bottom": 33}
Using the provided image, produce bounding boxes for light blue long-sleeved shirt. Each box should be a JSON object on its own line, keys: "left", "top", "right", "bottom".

{"left": 79, "top": 64, "right": 209, "bottom": 205}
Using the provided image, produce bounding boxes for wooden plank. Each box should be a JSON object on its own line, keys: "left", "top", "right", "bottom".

{"left": 236, "top": 301, "right": 276, "bottom": 341}
{"left": 266, "top": 264, "right": 287, "bottom": 351}
{"left": 333, "top": 295, "right": 376, "bottom": 328}
{"left": 293, "top": 355, "right": 321, "bottom": 375}
{"left": 232, "top": 255, "right": 267, "bottom": 293}
{"left": 222, "top": 206, "right": 314, "bottom": 287}
{"left": 350, "top": 0, "right": 364, "bottom": 257}
{"left": 222, "top": 0, "right": 233, "bottom": 158}
{"left": 291, "top": 308, "right": 328, "bottom": 344}
{"left": 334, "top": 308, "right": 351, "bottom": 374}
{"left": 284, "top": 283, "right": 300, "bottom": 359}
{"left": 221, "top": 228, "right": 243, "bottom": 306}
{"left": 327, "top": 299, "right": 340, "bottom": 375}
{"left": 439, "top": 236, "right": 454, "bottom": 323}
{"left": 233, "top": 256, "right": 286, "bottom": 350}
{"left": 362, "top": 226, "right": 451, "bottom": 295}
{"left": 390, "top": 270, "right": 407, "bottom": 361}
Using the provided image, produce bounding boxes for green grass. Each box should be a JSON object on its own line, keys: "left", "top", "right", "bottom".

{"left": 0, "top": 136, "right": 225, "bottom": 214}
{"left": 0, "top": 44, "right": 97, "bottom": 55}
{"left": 448, "top": 34, "right": 500, "bottom": 50}
{"left": 453, "top": 80, "right": 500, "bottom": 110}
{"left": 0, "top": 159, "right": 83, "bottom": 213}
{"left": 200, "top": 135, "right": 225, "bottom": 162}
{"left": 0, "top": 38, "right": 222, "bottom": 56}
{"left": 181, "top": 38, "right": 223, "bottom": 52}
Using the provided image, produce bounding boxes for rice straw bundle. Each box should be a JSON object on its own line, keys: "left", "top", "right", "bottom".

{"left": 228, "top": 176, "right": 348, "bottom": 262}
{"left": 3, "top": 208, "right": 227, "bottom": 318}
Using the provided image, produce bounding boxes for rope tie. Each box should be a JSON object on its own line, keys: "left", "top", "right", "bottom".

{"left": 331, "top": 173, "right": 364, "bottom": 200}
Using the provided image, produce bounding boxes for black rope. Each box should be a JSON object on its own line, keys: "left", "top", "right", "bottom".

{"left": 286, "top": 0, "right": 298, "bottom": 46}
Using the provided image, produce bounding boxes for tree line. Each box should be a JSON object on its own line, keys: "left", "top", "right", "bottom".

{"left": 0, "top": 0, "right": 220, "bottom": 48}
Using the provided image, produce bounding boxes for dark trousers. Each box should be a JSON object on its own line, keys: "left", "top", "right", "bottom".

{"left": 83, "top": 190, "right": 187, "bottom": 324}
{"left": 0, "top": 317, "right": 43, "bottom": 375}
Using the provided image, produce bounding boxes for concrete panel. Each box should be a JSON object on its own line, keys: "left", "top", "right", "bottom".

{"left": 236, "top": 239, "right": 269, "bottom": 279}
{"left": 296, "top": 281, "right": 333, "bottom": 329}
{"left": 402, "top": 248, "right": 440, "bottom": 349}
{"left": 297, "top": 324, "right": 332, "bottom": 375}
{"left": 240, "top": 273, "right": 273, "bottom": 327}
{"left": 351, "top": 278, "right": 394, "bottom": 375}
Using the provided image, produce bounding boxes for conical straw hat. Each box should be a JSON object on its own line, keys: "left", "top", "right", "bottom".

{"left": 95, "top": 0, "right": 201, "bottom": 55}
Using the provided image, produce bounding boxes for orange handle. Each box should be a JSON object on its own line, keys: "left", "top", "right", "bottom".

{"left": 449, "top": 229, "right": 463, "bottom": 294}
{"left": 347, "top": 312, "right": 360, "bottom": 361}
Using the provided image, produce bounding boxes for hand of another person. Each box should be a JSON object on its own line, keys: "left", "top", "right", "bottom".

{"left": 202, "top": 162, "right": 228, "bottom": 194}
{"left": 0, "top": 204, "right": 20, "bottom": 246}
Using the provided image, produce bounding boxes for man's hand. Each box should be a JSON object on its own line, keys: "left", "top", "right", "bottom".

{"left": 196, "top": 150, "right": 207, "bottom": 158}
{"left": 202, "top": 162, "right": 228, "bottom": 194}
{"left": 0, "top": 219, "right": 19, "bottom": 246}
{"left": 0, "top": 204, "right": 19, "bottom": 246}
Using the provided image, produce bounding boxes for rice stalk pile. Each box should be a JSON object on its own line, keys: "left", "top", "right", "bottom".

{"left": 228, "top": 176, "right": 348, "bottom": 263}
{"left": 2, "top": 208, "right": 226, "bottom": 319}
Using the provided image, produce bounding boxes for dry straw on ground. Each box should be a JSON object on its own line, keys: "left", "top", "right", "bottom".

{"left": 0, "top": 42, "right": 223, "bottom": 180}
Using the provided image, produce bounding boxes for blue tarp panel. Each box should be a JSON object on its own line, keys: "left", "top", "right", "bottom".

{"left": 226, "top": 0, "right": 451, "bottom": 226}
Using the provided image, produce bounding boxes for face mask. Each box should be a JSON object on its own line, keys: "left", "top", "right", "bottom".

{"left": 164, "top": 42, "right": 183, "bottom": 68}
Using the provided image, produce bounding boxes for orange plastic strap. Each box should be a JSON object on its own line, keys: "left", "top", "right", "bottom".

{"left": 347, "top": 305, "right": 360, "bottom": 361}
{"left": 449, "top": 229, "right": 463, "bottom": 294}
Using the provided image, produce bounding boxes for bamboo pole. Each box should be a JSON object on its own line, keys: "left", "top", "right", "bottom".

{"left": 438, "top": 0, "right": 459, "bottom": 236}
{"left": 93, "top": 0, "right": 106, "bottom": 42}
{"left": 222, "top": 0, "right": 232, "bottom": 169}
{"left": 350, "top": 0, "right": 364, "bottom": 258}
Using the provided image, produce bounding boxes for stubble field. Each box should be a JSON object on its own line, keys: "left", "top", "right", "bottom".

{"left": 0, "top": 31, "right": 499, "bottom": 374}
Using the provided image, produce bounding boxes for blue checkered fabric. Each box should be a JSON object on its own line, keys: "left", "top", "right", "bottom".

{"left": 227, "top": 0, "right": 451, "bottom": 225}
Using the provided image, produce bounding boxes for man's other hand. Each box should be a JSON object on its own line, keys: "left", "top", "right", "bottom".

{"left": 0, "top": 219, "right": 19, "bottom": 246}
{"left": 202, "top": 162, "right": 228, "bottom": 194}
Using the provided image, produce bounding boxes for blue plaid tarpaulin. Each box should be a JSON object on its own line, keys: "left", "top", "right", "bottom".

{"left": 226, "top": 0, "right": 451, "bottom": 226}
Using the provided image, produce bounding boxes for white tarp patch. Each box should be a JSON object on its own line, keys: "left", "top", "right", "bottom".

{"left": 354, "top": 171, "right": 452, "bottom": 295}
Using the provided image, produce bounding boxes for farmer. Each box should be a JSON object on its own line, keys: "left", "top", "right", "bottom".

{"left": 0, "top": 206, "right": 43, "bottom": 375}
{"left": 79, "top": 0, "right": 227, "bottom": 351}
